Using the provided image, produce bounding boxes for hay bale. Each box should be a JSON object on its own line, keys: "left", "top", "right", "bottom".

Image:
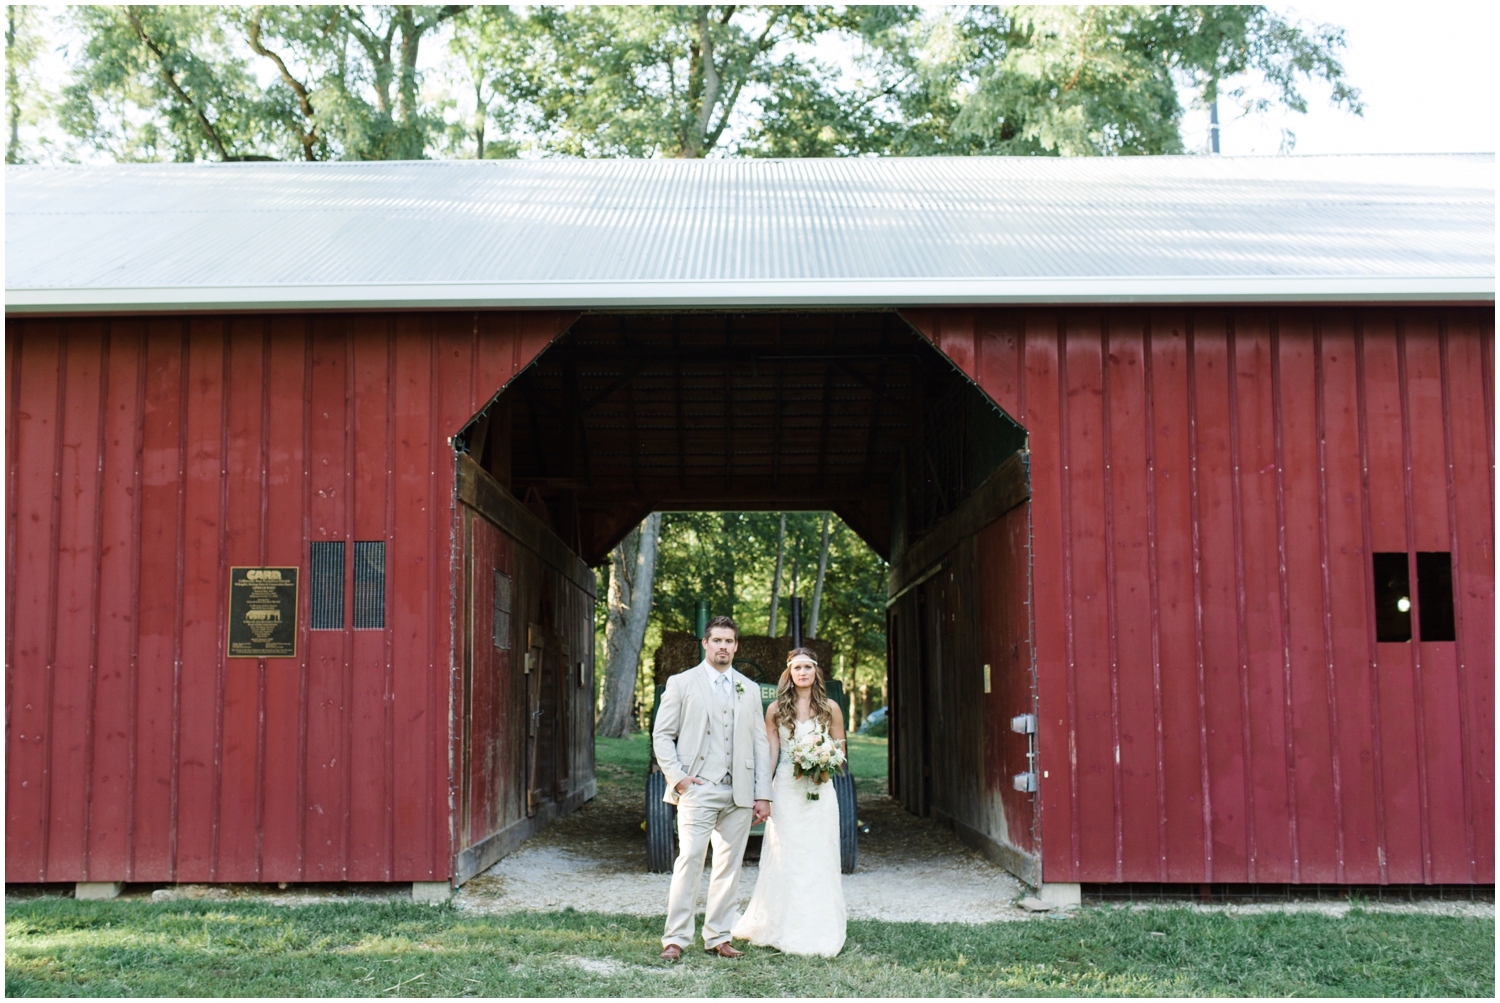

{"left": 652, "top": 631, "right": 836, "bottom": 687}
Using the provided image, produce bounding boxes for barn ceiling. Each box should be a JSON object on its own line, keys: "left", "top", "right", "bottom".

{"left": 459, "top": 311, "right": 1017, "bottom": 565}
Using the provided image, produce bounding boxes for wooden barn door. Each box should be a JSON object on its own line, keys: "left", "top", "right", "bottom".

{"left": 453, "top": 454, "right": 598, "bottom": 884}
{"left": 887, "top": 452, "right": 1038, "bottom": 882}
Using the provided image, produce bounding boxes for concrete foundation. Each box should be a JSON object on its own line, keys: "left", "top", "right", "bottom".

{"left": 1038, "top": 882, "right": 1081, "bottom": 908}
{"left": 411, "top": 881, "right": 452, "bottom": 904}
{"left": 75, "top": 882, "right": 124, "bottom": 900}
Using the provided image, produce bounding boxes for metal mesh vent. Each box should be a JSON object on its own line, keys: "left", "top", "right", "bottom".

{"left": 309, "top": 541, "right": 345, "bottom": 630}
{"left": 493, "top": 571, "right": 512, "bottom": 651}
{"left": 353, "top": 541, "right": 386, "bottom": 630}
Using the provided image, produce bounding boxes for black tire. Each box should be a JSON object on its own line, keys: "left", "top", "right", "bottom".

{"left": 646, "top": 770, "right": 678, "bottom": 873}
{"left": 835, "top": 769, "right": 858, "bottom": 873}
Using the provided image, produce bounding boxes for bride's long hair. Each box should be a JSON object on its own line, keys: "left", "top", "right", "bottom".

{"left": 774, "top": 647, "right": 832, "bottom": 733}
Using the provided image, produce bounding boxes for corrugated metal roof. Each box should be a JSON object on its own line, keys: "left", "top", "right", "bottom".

{"left": 6, "top": 154, "right": 1493, "bottom": 312}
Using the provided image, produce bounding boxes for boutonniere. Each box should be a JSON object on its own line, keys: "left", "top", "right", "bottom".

{"left": 734, "top": 681, "right": 746, "bottom": 695}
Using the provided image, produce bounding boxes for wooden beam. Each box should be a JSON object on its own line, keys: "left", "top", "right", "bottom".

{"left": 815, "top": 363, "right": 834, "bottom": 487}
{"left": 673, "top": 320, "right": 686, "bottom": 490}
{"left": 457, "top": 453, "right": 596, "bottom": 598}
{"left": 520, "top": 476, "right": 889, "bottom": 503}
{"left": 625, "top": 367, "right": 639, "bottom": 492}
{"left": 723, "top": 318, "right": 733, "bottom": 486}
{"left": 861, "top": 360, "right": 886, "bottom": 483}
{"left": 888, "top": 450, "right": 1030, "bottom": 597}
{"left": 528, "top": 380, "right": 547, "bottom": 478}
{"left": 835, "top": 358, "right": 910, "bottom": 410}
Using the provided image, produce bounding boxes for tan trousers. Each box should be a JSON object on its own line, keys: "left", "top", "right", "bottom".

{"left": 662, "top": 781, "right": 753, "bottom": 949}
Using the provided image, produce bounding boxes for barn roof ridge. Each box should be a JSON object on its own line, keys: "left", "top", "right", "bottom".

{"left": 7, "top": 153, "right": 1492, "bottom": 313}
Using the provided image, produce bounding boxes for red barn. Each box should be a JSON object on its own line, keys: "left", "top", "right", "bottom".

{"left": 6, "top": 155, "right": 1492, "bottom": 898}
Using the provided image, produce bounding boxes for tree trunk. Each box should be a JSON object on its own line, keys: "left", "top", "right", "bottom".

{"left": 768, "top": 513, "right": 786, "bottom": 635}
{"left": 720, "top": 512, "right": 736, "bottom": 617}
{"left": 597, "top": 512, "right": 661, "bottom": 737}
{"left": 807, "top": 512, "right": 831, "bottom": 639}
{"left": 845, "top": 651, "right": 859, "bottom": 731}
{"left": 7, "top": 8, "right": 21, "bottom": 164}
{"left": 473, "top": 82, "right": 487, "bottom": 159}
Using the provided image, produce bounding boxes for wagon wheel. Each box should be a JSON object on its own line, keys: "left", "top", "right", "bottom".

{"left": 645, "top": 770, "right": 679, "bottom": 873}
{"left": 834, "top": 768, "right": 858, "bottom": 873}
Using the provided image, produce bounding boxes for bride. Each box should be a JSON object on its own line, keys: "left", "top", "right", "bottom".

{"left": 733, "top": 647, "right": 848, "bottom": 957}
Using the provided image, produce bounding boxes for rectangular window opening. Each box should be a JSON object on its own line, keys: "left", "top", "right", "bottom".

{"left": 1372, "top": 552, "right": 1412, "bottom": 643}
{"left": 493, "top": 570, "right": 512, "bottom": 651}
{"left": 310, "top": 541, "right": 345, "bottom": 630}
{"left": 353, "top": 541, "right": 386, "bottom": 630}
{"left": 1416, "top": 551, "right": 1456, "bottom": 642}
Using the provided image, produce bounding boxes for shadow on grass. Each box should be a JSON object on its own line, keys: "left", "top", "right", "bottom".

{"left": 6, "top": 897, "right": 1493, "bottom": 997}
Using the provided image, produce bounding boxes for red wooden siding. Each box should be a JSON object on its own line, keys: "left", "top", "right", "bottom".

{"left": 5, "top": 311, "right": 575, "bottom": 883}
{"left": 906, "top": 306, "right": 1494, "bottom": 885}
{"left": 976, "top": 503, "right": 1035, "bottom": 853}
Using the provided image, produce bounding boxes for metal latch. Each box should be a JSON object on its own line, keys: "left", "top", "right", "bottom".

{"left": 1012, "top": 772, "right": 1038, "bottom": 793}
{"left": 1010, "top": 713, "right": 1037, "bottom": 734}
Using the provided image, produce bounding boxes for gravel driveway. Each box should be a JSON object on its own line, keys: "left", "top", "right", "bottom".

{"left": 455, "top": 777, "right": 1031, "bottom": 923}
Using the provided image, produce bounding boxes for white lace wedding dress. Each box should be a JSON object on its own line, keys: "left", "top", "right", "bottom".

{"left": 733, "top": 717, "right": 847, "bottom": 956}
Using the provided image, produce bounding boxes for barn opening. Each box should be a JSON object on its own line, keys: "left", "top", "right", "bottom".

{"left": 448, "top": 310, "right": 1037, "bottom": 883}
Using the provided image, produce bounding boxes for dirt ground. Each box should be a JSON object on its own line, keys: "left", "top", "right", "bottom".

{"left": 454, "top": 778, "right": 1033, "bottom": 923}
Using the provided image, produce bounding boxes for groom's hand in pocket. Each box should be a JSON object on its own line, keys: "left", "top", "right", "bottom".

{"left": 675, "top": 777, "right": 705, "bottom": 794}
{"left": 752, "top": 800, "right": 771, "bottom": 824}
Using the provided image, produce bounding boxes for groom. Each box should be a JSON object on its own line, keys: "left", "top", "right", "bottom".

{"left": 652, "top": 615, "right": 773, "bottom": 960}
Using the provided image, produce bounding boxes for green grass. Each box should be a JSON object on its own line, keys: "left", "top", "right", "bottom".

{"left": 6, "top": 897, "right": 1491, "bottom": 997}
{"left": 597, "top": 730, "right": 888, "bottom": 782}
{"left": 844, "top": 734, "right": 887, "bottom": 780}
{"left": 593, "top": 731, "right": 653, "bottom": 788}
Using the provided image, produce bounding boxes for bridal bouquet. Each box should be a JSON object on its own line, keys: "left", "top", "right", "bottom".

{"left": 788, "top": 728, "right": 847, "bottom": 800}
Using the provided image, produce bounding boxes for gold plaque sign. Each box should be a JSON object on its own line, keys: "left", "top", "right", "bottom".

{"left": 228, "top": 567, "right": 299, "bottom": 658}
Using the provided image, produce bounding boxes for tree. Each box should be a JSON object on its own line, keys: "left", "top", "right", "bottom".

{"left": 43, "top": 5, "right": 1360, "bottom": 162}
{"left": 58, "top": 4, "right": 468, "bottom": 162}
{"left": 60, "top": 6, "right": 273, "bottom": 162}
{"left": 513, "top": 4, "right": 858, "bottom": 158}
{"left": 6, "top": 6, "right": 52, "bottom": 164}
{"left": 598, "top": 512, "right": 662, "bottom": 737}
{"left": 340, "top": 4, "right": 468, "bottom": 159}
{"left": 807, "top": 512, "right": 831, "bottom": 639}
{"left": 444, "top": 5, "right": 537, "bottom": 158}
{"left": 834, "top": 5, "right": 1363, "bottom": 156}
{"left": 767, "top": 513, "right": 786, "bottom": 635}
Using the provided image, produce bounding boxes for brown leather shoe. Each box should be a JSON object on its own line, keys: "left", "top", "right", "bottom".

{"left": 659, "top": 944, "right": 683, "bottom": 961}
{"left": 705, "top": 942, "right": 745, "bottom": 958}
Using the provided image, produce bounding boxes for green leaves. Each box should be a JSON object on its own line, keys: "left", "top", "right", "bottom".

{"left": 61, "top": 5, "right": 271, "bottom": 162}
{"left": 649, "top": 510, "right": 888, "bottom": 705}
{"left": 53, "top": 4, "right": 465, "bottom": 162}
{"left": 22, "top": 5, "right": 1361, "bottom": 163}
{"left": 857, "top": 5, "right": 1361, "bottom": 157}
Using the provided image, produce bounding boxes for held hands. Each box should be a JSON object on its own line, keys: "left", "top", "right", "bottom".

{"left": 752, "top": 799, "right": 772, "bottom": 824}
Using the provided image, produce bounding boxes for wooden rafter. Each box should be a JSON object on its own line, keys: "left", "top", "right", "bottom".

{"left": 625, "top": 359, "right": 640, "bottom": 492}
{"left": 529, "top": 380, "right": 548, "bottom": 478}
{"left": 815, "top": 363, "right": 835, "bottom": 488}
{"left": 772, "top": 319, "right": 784, "bottom": 488}
{"left": 862, "top": 360, "right": 886, "bottom": 484}
{"left": 673, "top": 321, "right": 686, "bottom": 490}
{"left": 723, "top": 318, "right": 733, "bottom": 484}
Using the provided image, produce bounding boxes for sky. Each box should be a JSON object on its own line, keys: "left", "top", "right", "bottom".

{"left": 16, "top": 2, "right": 1498, "bottom": 161}
{"left": 1178, "top": 0, "right": 1498, "bottom": 155}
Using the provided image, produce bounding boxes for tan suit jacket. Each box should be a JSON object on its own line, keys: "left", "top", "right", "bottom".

{"left": 652, "top": 661, "right": 773, "bottom": 808}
